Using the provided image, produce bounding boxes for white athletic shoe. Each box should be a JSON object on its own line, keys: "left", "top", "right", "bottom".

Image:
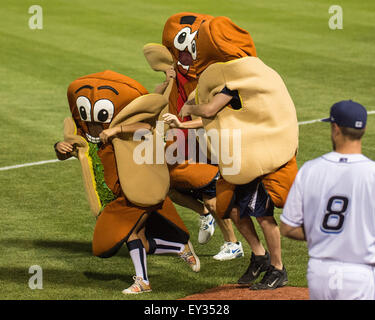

{"left": 122, "top": 276, "right": 152, "bottom": 294}
{"left": 198, "top": 214, "right": 215, "bottom": 244}
{"left": 178, "top": 240, "right": 201, "bottom": 272}
{"left": 213, "top": 241, "right": 244, "bottom": 261}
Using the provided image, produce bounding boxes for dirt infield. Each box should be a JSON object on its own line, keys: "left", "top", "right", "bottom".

{"left": 180, "top": 285, "right": 309, "bottom": 300}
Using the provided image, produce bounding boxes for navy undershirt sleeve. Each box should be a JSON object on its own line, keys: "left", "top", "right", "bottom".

{"left": 220, "top": 86, "right": 242, "bottom": 110}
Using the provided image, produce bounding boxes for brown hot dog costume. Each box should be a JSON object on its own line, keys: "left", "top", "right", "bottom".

{"left": 55, "top": 70, "right": 190, "bottom": 258}
{"left": 144, "top": 12, "right": 219, "bottom": 191}
{"left": 191, "top": 17, "right": 299, "bottom": 217}
{"left": 144, "top": 15, "right": 297, "bottom": 218}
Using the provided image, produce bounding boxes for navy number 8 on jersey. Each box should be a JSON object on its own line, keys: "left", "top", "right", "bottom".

{"left": 321, "top": 196, "right": 349, "bottom": 234}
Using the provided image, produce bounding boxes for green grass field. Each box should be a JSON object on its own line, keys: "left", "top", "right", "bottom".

{"left": 0, "top": 0, "right": 374, "bottom": 300}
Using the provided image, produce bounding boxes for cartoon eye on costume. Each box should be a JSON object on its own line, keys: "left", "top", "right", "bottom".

{"left": 93, "top": 99, "right": 114, "bottom": 123}
{"left": 173, "top": 27, "right": 197, "bottom": 51}
{"left": 178, "top": 31, "right": 187, "bottom": 44}
{"left": 76, "top": 96, "right": 92, "bottom": 121}
{"left": 188, "top": 39, "right": 197, "bottom": 60}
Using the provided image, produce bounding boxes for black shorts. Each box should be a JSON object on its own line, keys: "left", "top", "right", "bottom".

{"left": 234, "top": 179, "right": 274, "bottom": 218}
{"left": 176, "top": 172, "right": 220, "bottom": 201}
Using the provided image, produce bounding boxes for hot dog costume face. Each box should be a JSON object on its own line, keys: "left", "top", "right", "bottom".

{"left": 144, "top": 13, "right": 219, "bottom": 191}
{"left": 64, "top": 70, "right": 189, "bottom": 258}
{"left": 162, "top": 12, "right": 213, "bottom": 78}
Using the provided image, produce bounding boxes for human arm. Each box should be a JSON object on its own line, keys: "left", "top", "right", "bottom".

{"left": 162, "top": 113, "right": 203, "bottom": 129}
{"left": 99, "top": 122, "right": 152, "bottom": 144}
{"left": 54, "top": 141, "right": 75, "bottom": 160}
{"left": 154, "top": 66, "right": 176, "bottom": 94}
{"left": 179, "top": 93, "right": 232, "bottom": 119}
{"left": 280, "top": 222, "right": 306, "bottom": 241}
{"left": 279, "top": 170, "right": 306, "bottom": 241}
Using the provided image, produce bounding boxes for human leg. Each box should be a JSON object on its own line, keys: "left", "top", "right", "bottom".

{"left": 203, "top": 195, "right": 236, "bottom": 243}
{"left": 168, "top": 188, "right": 216, "bottom": 244}
{"left": 249, "top": 216, "right": 287, "bottom": 290}
{"left": 168, "top": 188, "right": 206, "bottom": 215}
{"left": 228, "top": 206, "right": 270, "bottom": 284}
{"left": 137, "top": 199, "right": 200, "bottom": 273}
{"left": 230, "top": 206, "right": 265, "bottom": 256}
{"left": 123, "top": 214, "right": 151, "bottom": 294}
{"left": 256, "top": 216, "right": 283, "bottom": 270}
{"left": 201, "top": 195, "right": 244, "bottom": 260}
{"left": 249, "top": 186, "right": 287, "bottom": 290}
{"left": 146, "top": 237, "right": 200, "bottom": 273}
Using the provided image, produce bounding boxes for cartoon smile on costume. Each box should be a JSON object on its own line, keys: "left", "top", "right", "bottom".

{"left": 174, "top": 26, "right": 196, "bottom": 74}
{"left": 162, "top": 13, "right": 213, "bottom": 78}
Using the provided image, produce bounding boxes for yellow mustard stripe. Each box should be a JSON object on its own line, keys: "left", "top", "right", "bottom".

{"left": 85, "top": 148, "right": 102, "bottom": 209}
{"left": 71, "top": 119, "right": 102, "bottom": 209}
{"left": 72, "top": 118, "right": 77, "bottom": 135}
{"left": 144, "top": 42, "right": 165, "bottom": 47}
{"left": 215, "top": 56, "right": 248, "bottom": 66}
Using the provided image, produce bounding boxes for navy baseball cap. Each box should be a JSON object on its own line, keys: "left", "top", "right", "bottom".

{"left": 321, "top": 100, "right": 367, "bottom": 129}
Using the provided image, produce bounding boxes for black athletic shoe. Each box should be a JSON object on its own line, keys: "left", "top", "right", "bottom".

{"left": 237, "top": 251, "right": 270, "bottom": 285}
{"left": 249, "top": 265, "right": 288, "bottom": 290}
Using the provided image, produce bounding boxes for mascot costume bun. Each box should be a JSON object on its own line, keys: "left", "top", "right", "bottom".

{"left": 143, "top": 12, "right": 219, "bottom": 191}
{"left": 192, "top": 17, "right": 299, "bottom": 216}
{"left": 55, "top": 70, "right": 191, "bottom": 259}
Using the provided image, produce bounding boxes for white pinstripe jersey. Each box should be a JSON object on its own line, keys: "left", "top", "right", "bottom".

{"left": 281, "top": 152, "right": 375, "bottom": 265}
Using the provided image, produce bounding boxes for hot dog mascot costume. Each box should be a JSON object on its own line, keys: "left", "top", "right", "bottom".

{"left": 144, "top": 12, "right": 219, "bottom": 192}
{"left": 54, "top": 70, "right": 199, "bottom": 294}
{"left": 190, "top": 16, "right": 299, "bottom": 217}
{"left": 176, "top": 16, "right": 299, "bottom": 288}
{"left": 143, "top": 13, "right": 245, "bottom": 259}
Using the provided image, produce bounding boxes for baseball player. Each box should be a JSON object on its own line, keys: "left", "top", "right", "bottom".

{"left": 280, "top": 100, "right": 375, "bottom": 300}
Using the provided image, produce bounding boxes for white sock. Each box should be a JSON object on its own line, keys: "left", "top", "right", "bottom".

{"left": 153, "top": 238, "right": 185, "bottom": 254}
{"left": 127, "top": 239, "right": 149, "bottom": 284}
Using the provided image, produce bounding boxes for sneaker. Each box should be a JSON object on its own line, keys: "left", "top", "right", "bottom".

{"left": 237, "top": 251, "right": 270, "bottom": 285}
{"left": 198, "top": 214, "right": 215, "bottom": 244}
{"left": 250, "top": 265, "right": 288, "bottom": 290}
{"left": 122, "top": 276, "right": 152, "bottom": 294}
{"left": 213, "top": 241, "right": 244, "bottom": 261}
{"left": 178, "top": 240, "right": 200, "bottom": 272}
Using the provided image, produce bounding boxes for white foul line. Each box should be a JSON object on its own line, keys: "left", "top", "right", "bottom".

{"left": 299, "top": 110, "right": 375, "bottom": 125}
{"left": 1, "top": 110, "right": 374, "bottom": 172}
{"left": 0, "top": 158, "right": 75, "bottom": 172}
